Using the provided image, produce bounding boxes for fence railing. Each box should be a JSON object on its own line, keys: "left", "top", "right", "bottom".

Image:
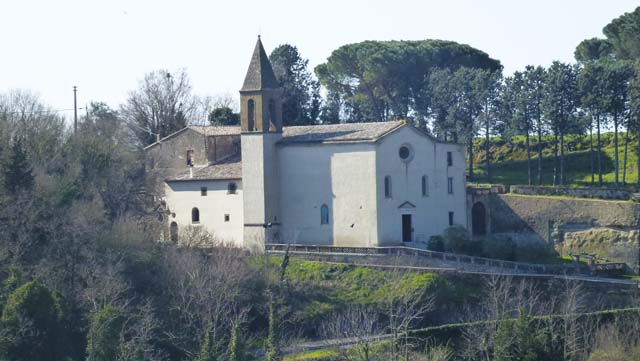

{"left": 264, "top": 244, "right": 626, "bottom": 276}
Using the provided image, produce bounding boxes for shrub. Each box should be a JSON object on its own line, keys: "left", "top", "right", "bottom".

{"left": 442, "top": 226, "right": 470, "bottom": 253}
{"left": 481, "top": 236, "right": 515, "bottom": 261}
{"left": 428, "top": 236, "right": 444, "bottom": 252}
{"left": 86, "top": 306, "right": 125, "bottom": 361}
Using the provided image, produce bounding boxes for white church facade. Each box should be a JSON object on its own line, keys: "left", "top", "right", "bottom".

{"left": 145, "top": 38, "right": 468, "bottom": 250}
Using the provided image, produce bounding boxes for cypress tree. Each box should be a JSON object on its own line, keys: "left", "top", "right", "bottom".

{"left": 227, "top": 323, "right": 245, "bottom": 361}
{"left": 196, "top": 325, "right": 218, "bottom": 361}
{"left": 266, "top": 298, "right": 282, "bottom": 361}
{"left": 3, "top": 136, "right": 34, "bottom": 194}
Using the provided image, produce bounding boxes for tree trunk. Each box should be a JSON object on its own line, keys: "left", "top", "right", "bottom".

{"left": 622, "top": 127, "right": 629, "bottom": 185}
{"left": 560, "top": 132, "right": 565, "bottom": 186}
{"left": 589, "top": 124, "right": 594, "bottom": 186}
{"left": 526, "top": 130, "right": 532, "bottom": 185}
{"left": 468, "top": 138, "right": 474, "bottom": 182}
{"left": 614, "top": 115, "right": 619, "bottom": 186}
{"left": 553, "top": 131, "right": 559, "bottom": 186}
{"left": 597, "top": 115, "right": 602, "bottom": 186}
{"left": 538, "top": 126, "right": 543, "bottom": 185}
{"left": 485, "top": 120, "right": 491, "bottom": 183}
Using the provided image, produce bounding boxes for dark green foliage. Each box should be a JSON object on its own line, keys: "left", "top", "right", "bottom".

{"left": 427, "top": 236, "right": 444, "bottom": 252}
{"left": 3, "top": 137, "right": 34, "bottom": 194}
{"left": 196, "top": 326, "right": 218, "bottom": 361}
{"left": 86, "top": 306, "right": 124, "bottom": 361}
{"left": 603, "top": 7, "right": 640, "bottom": 60}
{"left": 0, "top": 281, "right": 66, "bottom": 361}
{"left": 442, "top": 226, "right": 470, "bottom": 253}
{"left": 575, "top": 38, "right": 613, "bottom": 62}
{"left": 315, "top": 39, "right": 501, "bottom": 123}
{"left": 480, "top": 237, "right": 515, "bottom": 261}
{"left": 208, "top": 106, "right": 240, "bottom": 126}
{"left": 270, "top": 44, "right": 321, "bottom": 125}
{"left": 494, "top": 309, "right": 551, "bottom": 361}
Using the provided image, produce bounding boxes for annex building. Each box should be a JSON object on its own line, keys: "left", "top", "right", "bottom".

{"left": 145, "top": 38, "right": 468, "bottom": 250}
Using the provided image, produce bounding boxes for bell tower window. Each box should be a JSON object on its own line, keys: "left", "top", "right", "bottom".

{"left": 247, "top": 99, "right": 255, "bottom": 131}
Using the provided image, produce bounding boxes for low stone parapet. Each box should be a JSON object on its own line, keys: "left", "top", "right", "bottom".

{"left": 510, "top": 185, "right": 635, "bottom": 200}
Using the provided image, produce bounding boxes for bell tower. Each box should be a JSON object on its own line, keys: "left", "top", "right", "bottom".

{"left": 240, "top": 36, "right": 284, "bottom": 133}
{"left": 240, "top": 37, "right": 283, "bottom": 251}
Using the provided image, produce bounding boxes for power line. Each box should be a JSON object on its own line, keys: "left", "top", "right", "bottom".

{"left": 0, "top": 107, "right": 86, "bottom": 115}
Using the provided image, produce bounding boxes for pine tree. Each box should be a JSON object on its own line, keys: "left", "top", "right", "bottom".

{"left": 196, "top": 325, "right": 218, "bottom": 361}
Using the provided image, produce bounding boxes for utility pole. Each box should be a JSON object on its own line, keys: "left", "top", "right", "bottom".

{"left": 73, "top": 86, "right": 78, "bottom": 134}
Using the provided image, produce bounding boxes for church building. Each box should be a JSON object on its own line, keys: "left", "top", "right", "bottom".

{"left": 145, "top": 38, "right": 468, "bottom": 250}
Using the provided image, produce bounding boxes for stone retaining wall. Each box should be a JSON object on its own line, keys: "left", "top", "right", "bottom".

{"left": 488, "top": 194, "right": 640, "bottom": 273}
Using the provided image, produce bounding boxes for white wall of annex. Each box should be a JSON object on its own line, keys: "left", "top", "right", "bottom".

{"left": 164, "top": 179, "right": 244, "bottom": 247}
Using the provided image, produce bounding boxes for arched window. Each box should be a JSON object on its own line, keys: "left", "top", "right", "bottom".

{"left": 247, "top": 99, "right": 255, "bottom": 131}
{"left": 268, "top": 99, "right": 276, "bottom": 131}
{"left": 422, "top": 175, "right": 429, "bottom": 197}
{"left": 320, "top": 204, "right": 329, "bottom": 225}
{"left": 384, "top": 176, "right": 392, "bottom": 198}
{"left": 191, "top": 207, "right": 200, "bottom": 223}
{"left": 227, "top": 182, "right": 237, "bottom": 194}
{"left": 170, "top": 222, "right": 178, "bottom": 242}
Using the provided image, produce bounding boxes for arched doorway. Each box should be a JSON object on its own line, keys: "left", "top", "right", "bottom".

{"left": 170, "top": 222, "right": 178, "bottom": 242}
{"left": 472, "top": 202, "right": 487, "bottom": 236}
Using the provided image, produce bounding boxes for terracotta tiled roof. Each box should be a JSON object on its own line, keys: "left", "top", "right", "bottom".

{"left": 189, "top": 126, "right": 241, "bottom": 136}
{"left": 167, "top": 154, "right": 242, "bottom": 181}
{"left": 280, "top": 120, "right": 406, "bottom": 143}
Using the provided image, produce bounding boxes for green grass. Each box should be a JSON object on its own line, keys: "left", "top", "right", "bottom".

{"left": 471, "top": 132, "right": 639, "bottom": 188}
{"left": 252, "top": 257, "right": 454, "bottom": 337}
{"left": 281, "top": 257, "right": 445, "bottom": 305}
{"left": 284, "top": 349, "right": 339, "bottom": 361}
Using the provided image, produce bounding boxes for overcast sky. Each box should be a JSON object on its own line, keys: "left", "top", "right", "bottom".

{"left": 0, "top": 0, "right": 637, "bottom": 119}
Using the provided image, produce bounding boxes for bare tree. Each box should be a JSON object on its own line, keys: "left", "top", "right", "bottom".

{"left": 121, "top": 69, "right": 196, "bottom": 146}
{"left": 161, "top": 243, "right": 254, "bottom": 358}
{"left": 321, "top": 305, "right": 383, "bottom": 361}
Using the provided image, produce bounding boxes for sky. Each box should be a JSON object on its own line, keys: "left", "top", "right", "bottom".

{"left": 0, "top": 0, "right": 638, "bottom": 120}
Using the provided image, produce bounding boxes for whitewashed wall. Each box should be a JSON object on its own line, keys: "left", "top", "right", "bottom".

{"left": 277, "top": 142, "right": 379, "bottom": 246}
{"left": 375, "top": 127, "right": 467, "bottom": 245}
{"left": 164, "top": 180, "right": 244, "bottom": 247}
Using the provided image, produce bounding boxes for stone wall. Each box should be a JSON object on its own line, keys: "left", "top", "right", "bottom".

{"left": 510, "top": 185, "right": 635, "bottom": 201}
{"left": 488, "top": 194, "right": 640, "bottom": 273}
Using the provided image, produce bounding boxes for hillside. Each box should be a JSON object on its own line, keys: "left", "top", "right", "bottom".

{"left": 471, "top": 132, "right": 639, "bottom": 187}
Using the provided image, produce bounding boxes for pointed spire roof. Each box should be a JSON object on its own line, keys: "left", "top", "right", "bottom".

{"left": 241, "top": 36, "right": 281, "bottom": 92}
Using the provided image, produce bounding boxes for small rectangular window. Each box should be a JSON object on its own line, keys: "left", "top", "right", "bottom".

{"left": 224, "top": 214, "right": 230, "bottom": 222}
{"left": 447, "top": 177, "right": 453, "bottom": 194}
{"left": 201, "top": 187, "right": 207, "bottom": 196}
{"left": 187, "top": 150, "right": 194, "bottom": 166}
{"left": 422, "top": 175, "right": 429, "bottom": 197}
{"left": 447, "top": 151, "right": 453, "bottom": 167}
{"left": 448, "top": 211, "right": 454, "bottom": 226}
